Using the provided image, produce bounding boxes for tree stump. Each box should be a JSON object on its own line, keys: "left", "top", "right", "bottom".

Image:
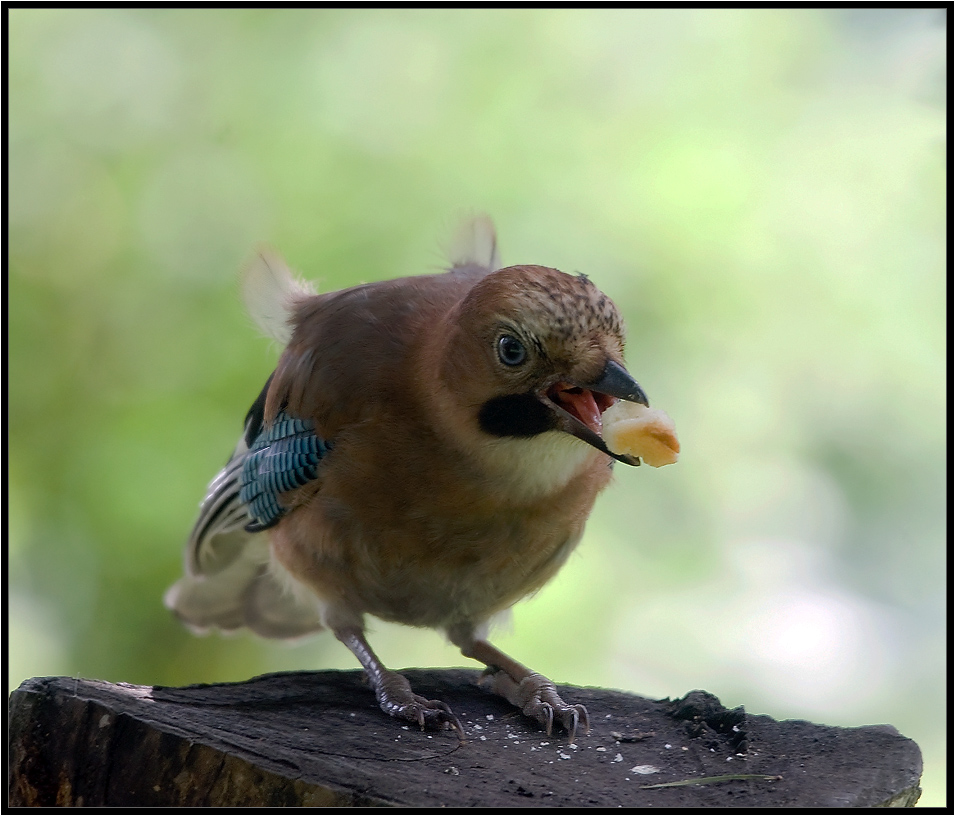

{"left": 8, "top": 670, "right": 922, "bottom": 807}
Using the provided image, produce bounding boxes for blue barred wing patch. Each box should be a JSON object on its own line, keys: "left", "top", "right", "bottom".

{"left": 239, "top": 412, "right": 333, "bottom": 532}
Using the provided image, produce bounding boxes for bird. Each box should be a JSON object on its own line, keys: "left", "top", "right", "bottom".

{"left": 165, "top": 216, "right": 651, "bottom": 740}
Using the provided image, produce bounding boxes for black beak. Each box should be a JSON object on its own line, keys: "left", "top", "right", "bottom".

{"left": 542, "top": 360, "right": 648, "bottom": 467}
{"left": 590, "top": 359, "right": 649, "bottom": 407}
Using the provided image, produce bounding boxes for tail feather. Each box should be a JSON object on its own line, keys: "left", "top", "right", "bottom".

{"left": 164, "top": 538, "right": 325, "bottom": 639}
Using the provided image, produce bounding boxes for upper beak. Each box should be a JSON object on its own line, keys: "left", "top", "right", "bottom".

{"left": 592, "top": 360, "right": 649, "bottom": 407}
{"left": 541, "top": 360, "right": 648, "bottom": 466}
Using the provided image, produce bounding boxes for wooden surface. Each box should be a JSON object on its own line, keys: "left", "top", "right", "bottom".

{"left": 8, "top": 669, "right": 922, "bottom": 807}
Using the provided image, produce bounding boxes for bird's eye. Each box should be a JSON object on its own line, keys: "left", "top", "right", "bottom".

{"left": 497, "top": 334, "right": 527, "bottom": 367}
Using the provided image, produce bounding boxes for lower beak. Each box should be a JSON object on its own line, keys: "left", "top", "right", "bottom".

{"left": 541, "top": 360, "right": 648, "bottom": 466}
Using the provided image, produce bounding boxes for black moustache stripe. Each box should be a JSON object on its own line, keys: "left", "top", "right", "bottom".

{"left": 478, "top": 393, "right": 556, "bottom": 438}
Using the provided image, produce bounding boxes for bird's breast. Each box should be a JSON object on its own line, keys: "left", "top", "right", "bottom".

{"left": 270, "top": 435, "right": 609, "bottom": 629}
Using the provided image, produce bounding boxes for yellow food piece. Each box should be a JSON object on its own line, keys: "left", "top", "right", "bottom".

{"left": 602, "top": 401, "right": 680, "bottom": 467}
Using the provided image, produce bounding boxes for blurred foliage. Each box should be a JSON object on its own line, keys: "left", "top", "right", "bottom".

{"left": 7, "top": 8, "right": 947, "bottom": 805}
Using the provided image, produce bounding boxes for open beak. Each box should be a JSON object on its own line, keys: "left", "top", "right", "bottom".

{"left": 540, "top": 360, "right": 648, "bottom": 466}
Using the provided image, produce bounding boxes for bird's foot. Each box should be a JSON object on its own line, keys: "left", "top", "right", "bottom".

{"left": 479, "top": 668, "right": 589, "bottom": 741}
{"left": 367, "top": 669, "right": 464, "bottom": 737}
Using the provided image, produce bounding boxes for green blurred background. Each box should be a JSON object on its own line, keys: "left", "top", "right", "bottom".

{"left": 8, "top": 8, "right": 947, "bottom": 805}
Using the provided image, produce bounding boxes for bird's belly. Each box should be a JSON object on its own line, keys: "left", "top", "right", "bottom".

{"left": 355, "top": 532, "right": 578, "bottom": 628}
{"left": 273, "top": 507, "right": 581, "bottom": 630}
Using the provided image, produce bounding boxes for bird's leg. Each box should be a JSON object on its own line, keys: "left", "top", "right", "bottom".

{"left": 334, "top": 626, "right": 464, "bottom": 736}
{"left": 453, "top": 633, "right": 589, "bottom": 741}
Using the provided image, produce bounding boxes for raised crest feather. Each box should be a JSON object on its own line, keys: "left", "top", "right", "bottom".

{"left": 445, "top": 214, "right": 501, "bottom": 272}
{"left": 241, "top": 247, "right": 315, "bottom": 345}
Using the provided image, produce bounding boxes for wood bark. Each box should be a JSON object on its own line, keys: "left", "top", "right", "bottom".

{"left": 8, "top": 670, "right": 922, "bottom": 807}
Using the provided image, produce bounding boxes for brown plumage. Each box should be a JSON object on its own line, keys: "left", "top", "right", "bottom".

{"left": 166, "top": 217, "right": 650, "bottom": 739}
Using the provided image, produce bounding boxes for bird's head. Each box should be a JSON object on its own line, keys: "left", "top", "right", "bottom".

{"left": 431, "top": 264, "right": 648, "bottom": 478}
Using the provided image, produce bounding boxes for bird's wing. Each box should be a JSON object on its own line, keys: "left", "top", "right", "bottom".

{"left": 183, "top": 376, "right": 268, "bottom": 577}
{"left": 240, "top": 412, "right": 333, "bottom": 533}
{"left": 166, "top": 376, "right": 331, "bottom": 638}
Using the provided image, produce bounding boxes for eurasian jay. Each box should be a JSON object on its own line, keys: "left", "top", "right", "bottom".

{"left": 165, "top": 217, "right": 650, "bottom": 740}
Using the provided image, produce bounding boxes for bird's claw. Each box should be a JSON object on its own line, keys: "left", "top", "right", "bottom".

{"left": 479, "top": 669, "right": 589, "bottom": 741}
{"left": 372, "top": 670, "right": 465, "bottom": 738}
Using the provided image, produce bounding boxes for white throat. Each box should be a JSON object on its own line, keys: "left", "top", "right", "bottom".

{"left": 477, "top": 431, "right": 602, "bottom": 500}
